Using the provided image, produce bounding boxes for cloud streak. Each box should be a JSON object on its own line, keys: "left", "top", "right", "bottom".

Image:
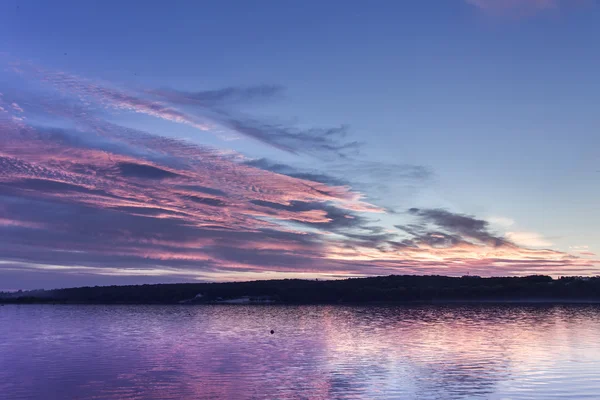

{"left": 0, "top": 61, "right": 597, "bottom": 288}
{"left": 506, "top": 231, "right": 553, "bottom": 247}
{"left": 465, "top": 0, "right": 590, "bottom": 17}
{"left": 151, "top": 84, "right": 285, "bottom": 107}
{"left": 466, "top": 0, "right": 557, "bottom": 14}
{"left": 13, "top": 63, "right": 359, "bottom": 157}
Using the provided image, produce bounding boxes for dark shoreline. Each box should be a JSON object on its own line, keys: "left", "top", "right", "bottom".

{"left": 3, "top": 299, "right": 600, "bottom": 306}
{"left": 2, "top": 274, "right": 600, "bottom": 305}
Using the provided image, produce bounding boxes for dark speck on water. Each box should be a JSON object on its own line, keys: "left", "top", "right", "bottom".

{"left": 270, "top": 330, "right": 274, "bottom": 334}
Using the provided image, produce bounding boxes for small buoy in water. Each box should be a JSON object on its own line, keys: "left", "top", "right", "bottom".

{"left": 270, "top": 330, "right": 275, "bottom": 334}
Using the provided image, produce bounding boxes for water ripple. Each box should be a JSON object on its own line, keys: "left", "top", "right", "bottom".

{"left": 1, "top": 305, "right": 599, "bottom": 399}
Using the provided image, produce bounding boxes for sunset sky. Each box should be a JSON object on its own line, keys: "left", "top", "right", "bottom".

{"left": 1, "top": 0, "right": 598, "bottom": 289}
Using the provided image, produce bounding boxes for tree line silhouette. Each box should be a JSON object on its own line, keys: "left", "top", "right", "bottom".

{"left": 2, "top": 275, "right": 600, "bottom": 304}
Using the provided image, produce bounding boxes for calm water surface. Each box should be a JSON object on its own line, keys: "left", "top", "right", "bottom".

{"left": 1, "top": 305, "right": 599, "bottom": 399}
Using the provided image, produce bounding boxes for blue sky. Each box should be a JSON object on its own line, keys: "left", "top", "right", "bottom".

{"left": 0, "top": 0, "right": 598, "bottom": 289}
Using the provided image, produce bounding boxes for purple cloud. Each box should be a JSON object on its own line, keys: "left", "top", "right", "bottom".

{"left": 0, "top": 61, "right": 597, "bottom": 288}
{"left": 13, "top": 63, "right": 359, "bottom": 157}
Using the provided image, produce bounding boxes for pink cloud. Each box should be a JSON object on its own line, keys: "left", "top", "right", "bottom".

{"left": 11, "top": 102, "right": 24, "bottom": 113}
{"left": 505, "top": 231, "right": 552, "bottom": 247}
{"left": 2, "top": 109, "right": 598, "bottom": 280}
{"left": 0, "top": 63, "right": 597, "bottom": 284}
{"left": 0, "top": 59, "right": 360, "bottom": 157}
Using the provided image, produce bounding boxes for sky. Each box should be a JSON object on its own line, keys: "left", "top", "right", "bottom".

{"left": 0, "top": 0, "right": 598, "bottom": 289}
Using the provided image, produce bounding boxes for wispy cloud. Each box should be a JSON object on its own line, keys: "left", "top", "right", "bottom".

{"left": 11, "top": 102, "right": 24, "bottom": 113}
{"left": 488, "top": 216, "right": 515, "bottom": 227}
{"left": 405, "top": 208, "right": 506, "bottom": 246}
{"left": 151, "top": 84, "right": 285, "bottom": 107}
{"left": 243, "top": 157, "right": 432, "bottom": 209}
{"left": 506, "top": 231, "right": 553, "bottom": 247}
{"left": 0, "top": 60, "right": 597, "bottom": 288}
{"left": 465, "top": 0, "right": 587, "bottom": 17}
{"left": 12, "top": 62, "right": 359, "bottom": 157}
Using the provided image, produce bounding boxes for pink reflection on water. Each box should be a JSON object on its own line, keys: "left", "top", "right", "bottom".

{"left": 2, "top": 305, "right": 600, "bottom": 399}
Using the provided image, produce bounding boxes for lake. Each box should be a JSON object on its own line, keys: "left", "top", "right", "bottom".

{"left": 1, "top": 305, "right": 599, "bottom": 399}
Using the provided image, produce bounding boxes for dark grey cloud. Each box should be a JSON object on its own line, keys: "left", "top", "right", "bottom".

{"left": 117, "top": 162, "right": 181, "bottom": 180}
{"left": 175, "top": 185, "right": 227, "bottom": 197}
{"left": 405, "top": 208, "right": 506, "bottom": 246}
{"left": 251, "top": 199, "right": 366, "bottom": 230}
{"left": 242, "top": 158, "right": 348, "bottom": 186}
{"left": 152, "top": 84, "right": 360, "bottom": 157}
{"left": 224, "top": 118, "right": 361, "bottom": 156}
{"left": 342, "top": 231, "right": 400, "bottom": 251}
{"left": 393, "top": 229, "right": 463, "bottom": 248}
{"left": 182, "top": 195, "right": 227, "bottom": 207}
{"left": 153, "top": 84, "right": 284, "bottom": 107}
{"left": 250, "top": 199, "right": 399, "bottom": 250}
